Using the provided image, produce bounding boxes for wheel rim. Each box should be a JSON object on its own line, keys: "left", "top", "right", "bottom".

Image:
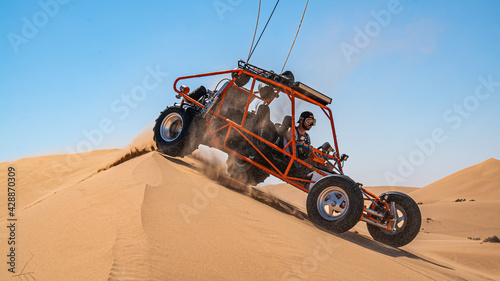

{"left": 317, "top": 186, "right": 349, "bottom": 221}
{"left": 386, "top": 204, "right": 407, "bottom": 235}
{"left": 234, "top": 156, "right": 253, "bottom": 171}
{"left": 160, "top": 113, "right": 183, "bottom": 142}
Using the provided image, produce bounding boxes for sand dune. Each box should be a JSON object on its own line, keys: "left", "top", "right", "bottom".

{"left": 410, "top": 158, "right": 500, "bottom": 204}
{"left": 0, "top": 128, "right": 157, "bottom": 221}
{"left": 0, "top": 149, "right": 124, "bottom": 221}
{"left": 1, "top": 144, "right": 499, "bottom": 280}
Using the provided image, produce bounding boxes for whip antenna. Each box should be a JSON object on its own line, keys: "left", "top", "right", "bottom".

{"left": 247, "top": 0, "right": 280, "bottom": 62}
{"left": 281, "top": 0, "right": 309, "bottom": 73}
{"left": 246, "top": 0, "right": 261, "bottom": 63}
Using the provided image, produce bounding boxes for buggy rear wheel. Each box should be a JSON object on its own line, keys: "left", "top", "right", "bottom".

{"left": 226, "top": 154, "right": 269, "bottom": 186}
{"left": 367, "top": 192, "right": 421, "bottom": 247}
{"left": 154, "top": 106, "right": 198, "bottom": 157}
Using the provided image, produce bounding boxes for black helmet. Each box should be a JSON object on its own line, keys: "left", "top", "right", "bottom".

{"left": 299, "top": 111, "right": 314, "bottom": 121}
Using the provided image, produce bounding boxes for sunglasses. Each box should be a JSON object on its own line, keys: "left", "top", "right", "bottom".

{"left": 304, "top": 117, "right": 316, "bottom": 126}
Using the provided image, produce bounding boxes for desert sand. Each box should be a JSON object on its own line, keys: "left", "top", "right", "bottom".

{"left": 1, "top": 132, "right": 499, "bottom": 280}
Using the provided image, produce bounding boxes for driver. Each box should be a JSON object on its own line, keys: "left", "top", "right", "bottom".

{"left": 285, "top": 111, "right": 314, "bottom": 159}
{"left": 284, "top": 111, "right": 335, "bottom": 177}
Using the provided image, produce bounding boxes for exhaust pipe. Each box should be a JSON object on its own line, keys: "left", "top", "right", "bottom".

{"left": 362, "top": 217, "right": 388, "bottom": 229}
{"left": 364, "top": 208, "right": 385, "bottom": 218}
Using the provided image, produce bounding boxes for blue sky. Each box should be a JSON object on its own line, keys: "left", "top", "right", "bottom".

{"left": 1, "top": 0, "right": 499, "bottom": 187}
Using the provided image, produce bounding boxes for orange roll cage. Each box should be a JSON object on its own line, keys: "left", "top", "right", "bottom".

{"left": 172, "top": 67, "right": 389, "bottom": 225}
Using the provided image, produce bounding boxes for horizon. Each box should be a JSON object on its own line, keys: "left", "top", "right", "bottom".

{"left": 1, "top": 0, "right": 499, "bottom": 187}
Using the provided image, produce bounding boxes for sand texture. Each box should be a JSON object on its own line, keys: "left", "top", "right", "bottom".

{"left": 1, "top": 138, "right": 499, "bottom": 280}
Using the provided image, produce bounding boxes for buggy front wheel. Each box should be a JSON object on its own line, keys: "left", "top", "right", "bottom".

{"left": 306, "top": 176, "right": 364, "bottom": 233}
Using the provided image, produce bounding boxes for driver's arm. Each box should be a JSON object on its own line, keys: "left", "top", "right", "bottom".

{"left": 313, "top": 159, "right": 335, "bottom": 173}
{"left": 308, "top": 151, "right": 336, "bottom": 173}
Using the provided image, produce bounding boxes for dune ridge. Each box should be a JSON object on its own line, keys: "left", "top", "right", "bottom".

{"left": 410, "top": 157, "right": 500, "bottom": 203}
{"left": 96, "top": 126, "right": 157, "bottom": 173}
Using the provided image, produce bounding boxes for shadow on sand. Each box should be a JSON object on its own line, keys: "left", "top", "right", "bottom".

{"left": 320, "top": 227, "right": 453, "bottom": 270}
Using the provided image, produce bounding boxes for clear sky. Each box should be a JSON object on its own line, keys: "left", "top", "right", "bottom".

{"left": 1, "top": 0, "right": 499, "bottom": 187}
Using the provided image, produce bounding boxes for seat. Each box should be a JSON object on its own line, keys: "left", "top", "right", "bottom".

{"left": 278, "top": 115, "right": 292, "bottom": 137}
{"left": 275, "top": 115, "right": 292, "bottom": 149}
{"left": 252, "top": 104, "right": 278, "bottom": 144}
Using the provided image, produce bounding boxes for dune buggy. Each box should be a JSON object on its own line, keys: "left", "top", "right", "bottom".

{"left": 153, "top": 60, "right": 421, "bottom": 247}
